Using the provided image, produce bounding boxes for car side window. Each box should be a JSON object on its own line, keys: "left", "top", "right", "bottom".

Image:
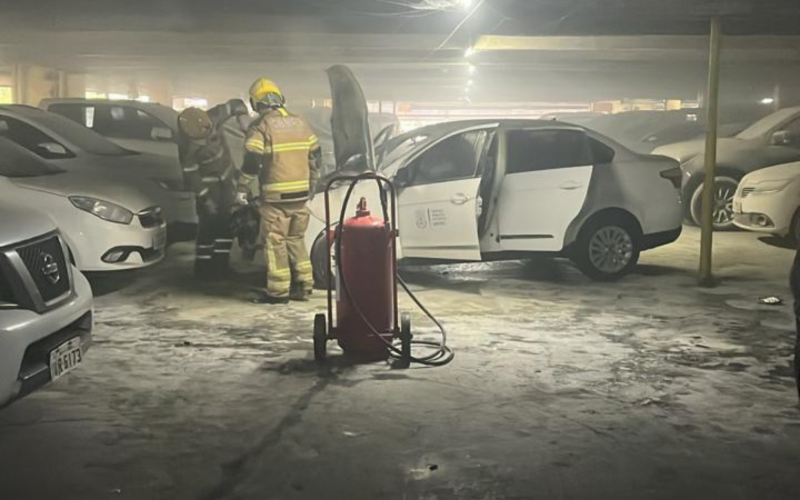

{"left": 589, "top": 137, "right": 616, "bottom": 164}
{"left": 780, "top": 118, "right": 800, "bottom": 135}
{"left": 48, "top": 103, "right": 90, "bottom": 126}
{"left": 506, "top": 129, "right": 593, "bottom": 174}
{"left": 92, "top": 105, "right": 163, "bottom": 141}
{"left": 0, "top": 116, "right": 75, "bottom": 159}
{"left": 405, "top": 130, "right": 487, "bottom": 186}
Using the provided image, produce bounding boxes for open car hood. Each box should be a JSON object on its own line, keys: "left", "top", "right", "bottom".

{"left": 326, "top": 65, "right": 375, "bottom": 172}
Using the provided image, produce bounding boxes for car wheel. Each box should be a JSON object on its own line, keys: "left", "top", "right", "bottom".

{"left": 790, "top": 210, "right": 800, "bottom": 245}
{"left": 571, "top": 216, "right": 641, "bottom": 281}
{"left": 689, "top": 176, "right": 739, "bottom": 230}
{"left": 795, "top": 327, "right": 800, "bottom": 400}
{"left": 311, "top": 233, "right": 334, "bottom": 290}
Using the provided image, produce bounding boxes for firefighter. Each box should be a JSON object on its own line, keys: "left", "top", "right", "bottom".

{"left": 178, "top": 100, "right": 249, "bottom": 277}
{"left": 237, "top": 78, "right": 321, "bottom": 304}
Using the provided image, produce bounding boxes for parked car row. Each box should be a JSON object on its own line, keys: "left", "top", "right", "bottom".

{"left": 0, "top": 102, "right": 187, "bottom": 408}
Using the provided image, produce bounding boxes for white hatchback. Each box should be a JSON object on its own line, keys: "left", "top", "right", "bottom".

{"left": 0, "top": 139, "right": 167, "bottom": 271}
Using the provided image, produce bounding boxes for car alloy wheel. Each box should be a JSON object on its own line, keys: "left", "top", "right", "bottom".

{"left": 690, "top": 176, "right": 739, "bottom": 230}
{"left": 588, "top": 226, "right": 634, "bottom": 275}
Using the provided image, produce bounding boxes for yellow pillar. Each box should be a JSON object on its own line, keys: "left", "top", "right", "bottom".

{"left": 699, "top": 17, "right": 723, "bottom": 286}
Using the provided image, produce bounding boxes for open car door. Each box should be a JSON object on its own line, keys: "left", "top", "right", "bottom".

{"left": 394, "top": 128, "right": 492, "bottom": 261}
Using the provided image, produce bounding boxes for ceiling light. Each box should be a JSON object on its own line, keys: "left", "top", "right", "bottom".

{"left": 465, "top": 46, "right": 475, "bottom": 58}
{"left": 468, "top": 64, "right": 476, "bottom": 74}
{"left": 760, "top": 97, "right": 775, "bottom": 105}
{"left": 467, "top": 80, "right": 474, "bottom": 86}
{"left": 458, "top": 0, "right": 473, "bottom": 9}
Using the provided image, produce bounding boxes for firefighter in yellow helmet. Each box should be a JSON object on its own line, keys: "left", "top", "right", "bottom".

{"left": 237, "top": 77, "right": 321, "bottom": 304}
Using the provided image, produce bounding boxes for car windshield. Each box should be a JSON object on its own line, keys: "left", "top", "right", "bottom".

{"left": 736, "top": 108, "right": 800, "bottom": 140}
{"left": 0, "top": 140, "right": 64, "bottom": 177}
{"left": 26, "top": 110, "right": 137, "bottom": 156}
{"left": 379, "top": 132, "right": 431, "bottom": 170}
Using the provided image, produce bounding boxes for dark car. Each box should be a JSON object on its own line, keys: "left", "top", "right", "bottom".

{"left": 653, "top": 106, "right": 800, "bottom": 229}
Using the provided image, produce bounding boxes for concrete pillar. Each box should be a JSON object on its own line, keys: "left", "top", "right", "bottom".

{"left": 13, "top": 64, "right": 62, "bottom": 106}
{"left": 141, "top": 78, "right": 173, "bottom": 106}
{"left": 772, "top": 82, "right": 782, "bottom": 112}
{"left": 64, "top": 73, "right": 87, "bottom": 98}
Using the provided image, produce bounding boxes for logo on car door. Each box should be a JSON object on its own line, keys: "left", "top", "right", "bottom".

{"left": 415, "top": 209, "right": 429, "bottom": 229}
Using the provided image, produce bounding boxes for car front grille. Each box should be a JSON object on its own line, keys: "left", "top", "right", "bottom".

{"left": 740, "top": 187, "right": 755, "bottom": 198}
{"left": 138, "top": 207, "right": 165, "bottom": 229}
{"left": 0, "top": 269, "right": 15, "bottom": 306}
{"left": 15, "top": 235, "right": 71, "bottom": 303}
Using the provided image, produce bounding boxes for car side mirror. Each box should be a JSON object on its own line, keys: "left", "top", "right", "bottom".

{"left": 151, "top": 126, "right": 174, "bottom": 141}
{"left": 36, "top": 142, "right": 69, "bottom": 156}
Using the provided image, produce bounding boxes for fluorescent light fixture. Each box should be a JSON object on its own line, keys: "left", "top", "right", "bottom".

{"left": 465, "top": 46, "right": 475, "bottom": 58}
{"left": 458, "top": 0, "right": 473, "bottom": 9}
{"left": 467, "top": 80, "right": 474, "bottom": 86}
{"left": 760, "top": 97, "right": 775, "bottom": 105}
{"left": 135, "top": 95, "right": 151, "bottom": 103}
{"left": 468, "top": 64, "right": 476, "bottom": 74}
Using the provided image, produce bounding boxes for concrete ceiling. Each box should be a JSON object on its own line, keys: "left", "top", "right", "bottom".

{"left": 1, "top": 0, "right": 799, "bottom": 102}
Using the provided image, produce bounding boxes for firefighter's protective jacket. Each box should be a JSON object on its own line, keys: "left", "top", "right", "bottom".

{"left": 240, "top": 108, "right": 321, "bottom": 203}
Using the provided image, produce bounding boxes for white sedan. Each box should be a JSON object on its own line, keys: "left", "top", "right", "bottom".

{"left": 305, "top": 66, "right": 684, "bottom": 282}
{"left": 733, "top": 161, "right": 800, "bottom": 241}
{"left": 0, "top": 140, "right": 167, "bottom": 271}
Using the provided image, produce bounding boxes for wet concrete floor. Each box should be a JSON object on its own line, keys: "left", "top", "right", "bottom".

{"left": 1, "top": 226, "right": 799, "bottom": 500}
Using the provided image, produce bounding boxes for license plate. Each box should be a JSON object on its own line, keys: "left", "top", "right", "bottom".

{"left": 153, "top": 230, "right": 167, "bottom": 250}
{"left": 49, "top": 338, "right": 83, "bottom": 382}
{"left": 733, "top": 200, "right": 742, "bottom": 214}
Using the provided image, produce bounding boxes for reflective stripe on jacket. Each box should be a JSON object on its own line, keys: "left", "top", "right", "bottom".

{"left": 244, "top": 108, "right": 320, "bottom": 203}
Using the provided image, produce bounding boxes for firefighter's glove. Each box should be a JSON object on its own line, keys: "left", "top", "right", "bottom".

{"left": 234, "top": 191, "right": 249, "bottom": 207}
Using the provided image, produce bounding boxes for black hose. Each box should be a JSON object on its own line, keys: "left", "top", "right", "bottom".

{"left": 334, "top": 174, "right": 454, "bottom": 367}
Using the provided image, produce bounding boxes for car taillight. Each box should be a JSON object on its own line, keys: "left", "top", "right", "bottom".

{"left": 660, "top": 167, "right": 682, "bottom": 189}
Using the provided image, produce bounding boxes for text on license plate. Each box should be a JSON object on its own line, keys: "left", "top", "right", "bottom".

{"left": 50, "top": 338, "right": 83, "bottom": 381}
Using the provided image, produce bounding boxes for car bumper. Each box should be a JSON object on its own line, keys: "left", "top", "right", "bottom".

{"left": 67, "top": 219, "right": 168, "bottom": 272}
{"left": 641, "top": 226, "right": 683, "bottom": 250}
{"left": 732, "top": 190, "right": 797, "bottom": 237}
{"left": 0, "top": 267, "right": 93, "bottom": 408}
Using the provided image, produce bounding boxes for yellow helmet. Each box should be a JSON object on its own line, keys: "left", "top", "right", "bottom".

{"left": 249, "top": 77, "right": 285, "bottom": 108}
{"left": 178, "top": 107, "right": 212, "bottom": 140}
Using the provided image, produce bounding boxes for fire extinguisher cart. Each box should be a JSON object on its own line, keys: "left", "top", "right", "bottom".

{"left": 313, "top": 172, "right": 412, "bottom": 366}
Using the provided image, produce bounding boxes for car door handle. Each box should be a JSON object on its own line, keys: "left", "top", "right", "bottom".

{"left": 559, "top": 181, "right": 583, "bottom": 190}
{"left": 450, "top": 193, "right": 471, "bottom": 205}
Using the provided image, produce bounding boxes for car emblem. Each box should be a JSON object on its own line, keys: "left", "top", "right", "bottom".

{"left": 40, "top": 253, "right": 60, "bottom": 285}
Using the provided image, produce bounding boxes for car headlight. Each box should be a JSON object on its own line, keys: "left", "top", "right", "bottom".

{"left": 753, "top": 179, "right": 793, "bottom": 194}
{"left": 69, "top": 196, "right": 134, "bottom": 224}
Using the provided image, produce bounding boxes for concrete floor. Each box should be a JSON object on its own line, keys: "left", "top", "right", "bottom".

{"left": 1, "top": 226, "right": 799, "bottom": 500}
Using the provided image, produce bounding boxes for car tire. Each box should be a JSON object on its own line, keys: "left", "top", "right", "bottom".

{"left": 795, "top": 327, "right": 800, "bottom": 400}
{"left": 790, "top": 210, "right": 800, "bottom": 245}
{"left": 311, "top": 233, "right": 333, "bottom": 290}
{"left": 571, "top": 215, "right": 641, "bottom": 282}
{"left": 689, "top": 175, "right": 740, "bottom": 230}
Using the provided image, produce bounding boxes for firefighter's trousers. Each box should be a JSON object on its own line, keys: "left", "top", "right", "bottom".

{"left": 259, "top": 201, "right": 313, "bottom": 298}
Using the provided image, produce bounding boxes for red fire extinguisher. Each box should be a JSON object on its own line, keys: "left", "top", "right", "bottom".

{"left": 313, "top": 172, "right": 453, "bottom": 368}
{"left": 335, "top": 197, "right": 396, "bottom": 361}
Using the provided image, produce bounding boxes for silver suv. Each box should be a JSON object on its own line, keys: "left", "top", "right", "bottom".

{"left": 0, "top": 199, "right": 93, "bottom": 408}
